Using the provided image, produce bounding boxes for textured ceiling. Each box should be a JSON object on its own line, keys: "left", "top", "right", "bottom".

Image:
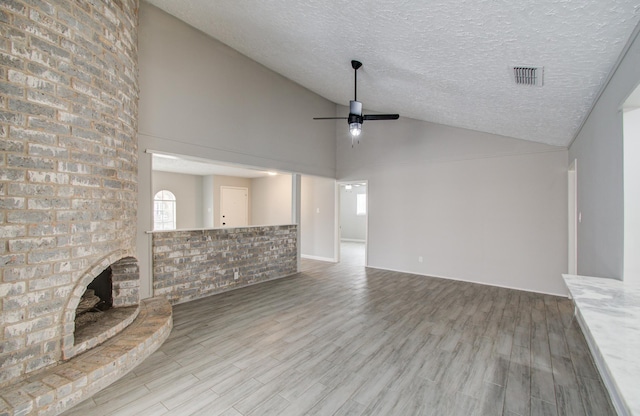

{"left": 146, "top": 0, "right": 640, "bottom": 147}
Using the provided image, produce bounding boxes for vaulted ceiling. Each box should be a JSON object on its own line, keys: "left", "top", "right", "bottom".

{"left": 145, "top": 0, "right": 640, "bottom": 147}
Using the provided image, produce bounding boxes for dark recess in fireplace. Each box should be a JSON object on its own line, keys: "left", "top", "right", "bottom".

{"left": 76, "top": 267, "right": 114, "bottom": 332}
{"left": 87, "top": 266, "right": 113, "bottom": 311}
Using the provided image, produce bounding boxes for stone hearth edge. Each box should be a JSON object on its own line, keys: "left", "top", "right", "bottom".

{"left": 0, "top": 297, "right": 172, "bottom": 416}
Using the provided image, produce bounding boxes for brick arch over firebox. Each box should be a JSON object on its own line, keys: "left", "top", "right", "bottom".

{"left": 62, "top": 252, "right": 140, "bottom": 359}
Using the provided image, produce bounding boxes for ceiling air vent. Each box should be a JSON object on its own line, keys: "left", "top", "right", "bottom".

{"left": 512, "top": 66, "right": 543, "bottom": 87}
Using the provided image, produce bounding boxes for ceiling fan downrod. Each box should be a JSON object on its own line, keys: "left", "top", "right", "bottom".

{"left": 352, "top": 60, "right": 362, "bottom": 101}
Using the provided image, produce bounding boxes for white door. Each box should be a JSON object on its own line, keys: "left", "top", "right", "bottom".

{"left": 220, "top": 186, "right": 248, "bottom": 227}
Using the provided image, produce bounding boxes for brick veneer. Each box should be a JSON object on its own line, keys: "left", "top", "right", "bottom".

{"left": 0, "top": 0, "right": 139, "bottom": 388}
{"left": 152, "top": 225, "right": 298, "bottom": 304}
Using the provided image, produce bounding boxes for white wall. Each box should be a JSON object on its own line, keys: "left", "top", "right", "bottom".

{"left": 568, "top": 29, "right": 640, "bottom": 280}
{"left": 152, "top": 171, "right": 203, "bottom": 229}
{"left": 251, "top": 175, "right": 292, "bottom": 225}
{"left": 340, "top": 186, "right": 367, "bottom": 241}
{"left": 301, "top": 176, "right": 337, "bottom": 261}
{"left": 337, "top": 116, "right": 568, "bottom": 295}
{"left": 624, "top": 108, "right": 640, "bottom": 283}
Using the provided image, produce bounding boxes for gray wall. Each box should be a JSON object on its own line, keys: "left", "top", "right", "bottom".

{"left": 152, "top": 171, "right": 203, "bottom": 230}
{"left": 568, "top": 29, "right": 640, "bottom": 280}
{"left": 138, "top": 3, "right": 336, "bottom": 177}
{"left": 251, "top": 175, "right": 292, "bottom": 225}
{"left": 301, "top": 176, "right": 337, "bottom": 261}
{"left": 337, "top": 116, "right": 569, "bottom": 295}
{"left": 340, "top": 186, "right": 367, "bottom": 241}
{"left": 624, "top": 108, "right": 640, "bottom": 283}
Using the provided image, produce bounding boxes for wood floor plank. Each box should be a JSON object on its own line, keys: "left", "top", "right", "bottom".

{"left": 531, "top": 366, "right": 557, "bottom": 405}
{"left": 576, "top": 375, "right": 617, "bottom": 416}
{"left": 277, "top": 382, "right": 330, "bottom": 416}
{"left": 61, "top": 243, "right": 615, "bottom": 416}
{"left": 531, "top": 397, "right": 558, "bottom": 416}
{"left": 474, "top": 382, "right": 505, "bottom": 416}
{"left": 504, "top": 361, "right": 531, "bottom": 416}
{"left": 555, "top": 384, "right": 587, "bottom": 416}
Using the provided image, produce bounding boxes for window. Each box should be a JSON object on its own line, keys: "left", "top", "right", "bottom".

{"left": 154, "top": 190, "right": 176, "bottom": 230}
{"left": 356, "top": 193, "right": 366, "bottom": 216}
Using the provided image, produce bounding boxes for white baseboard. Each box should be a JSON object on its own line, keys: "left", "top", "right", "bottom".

{"left": 301, "top": 254, "right": 337, "bottom": 263}
{"left": 365, "top": 265, "right": 569, "bottom": 297}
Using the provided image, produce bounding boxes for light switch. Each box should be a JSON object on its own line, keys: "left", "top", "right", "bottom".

{"left": 316, "top": 208, "right": 320, "bottom": 214}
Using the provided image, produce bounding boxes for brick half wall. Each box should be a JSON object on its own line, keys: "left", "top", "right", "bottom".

{"left": 151, "top": 225, "right": 298, "bottom": 304}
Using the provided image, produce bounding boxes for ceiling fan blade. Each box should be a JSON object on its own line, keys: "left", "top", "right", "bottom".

{"left": 363, "top": 114, "right": 400, "bottom": 121}
{"left": 313, "top": 117, "right": 348, "bottom": 120}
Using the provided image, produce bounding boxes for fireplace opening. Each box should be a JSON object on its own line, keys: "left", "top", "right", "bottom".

{"left": 65, "top": 256, "right": 140, "bottom": 359}
{"left": 75, "top": 267, "right": 113, "bottom": 331}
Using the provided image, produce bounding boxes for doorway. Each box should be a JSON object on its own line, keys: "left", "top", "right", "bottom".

{"left": 220, "top": 186, "right": 248, "bottom": 227}
{"left": 338, "top": 181, "right": 367, "bottom": 266}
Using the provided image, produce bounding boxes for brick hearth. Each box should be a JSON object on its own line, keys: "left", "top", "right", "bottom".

{"left": 0, "top": 297, "right": 171, "bottom": 416}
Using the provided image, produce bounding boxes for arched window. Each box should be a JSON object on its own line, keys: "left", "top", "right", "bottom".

{"left": 154, "top": 190, "right": 176, "bottom": 230}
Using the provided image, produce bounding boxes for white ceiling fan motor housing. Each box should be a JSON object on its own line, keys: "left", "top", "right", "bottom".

{"left": 350, "top": 100, "right": 363, "bottom": 115}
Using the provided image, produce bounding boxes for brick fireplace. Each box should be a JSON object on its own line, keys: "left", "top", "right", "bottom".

{"left": 0, "top": 0, "right": 147, "bottom": 395}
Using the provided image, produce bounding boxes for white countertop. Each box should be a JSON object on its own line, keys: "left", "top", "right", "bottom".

{"left": 563, "top": 274, "right": 640, "bottom": 416}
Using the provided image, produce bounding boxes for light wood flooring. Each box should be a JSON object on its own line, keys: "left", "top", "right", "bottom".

{"left": 63, "top": 243, "right": 615, "bottom": 416}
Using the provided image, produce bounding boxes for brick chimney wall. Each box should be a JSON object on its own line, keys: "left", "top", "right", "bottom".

{"left": 0, "top": 0, "right": 139, "bottom": 387}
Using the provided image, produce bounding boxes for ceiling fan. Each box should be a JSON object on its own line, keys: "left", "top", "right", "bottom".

{"left": 314, "top": 60, "right": 399, "bottom": 145}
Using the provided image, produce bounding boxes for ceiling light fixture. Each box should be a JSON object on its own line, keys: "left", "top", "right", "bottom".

{"left": 314, "top": 60, "right": 399, "bottom": 146}
{"left": 348, "top": 100, "right": 363, "bottom": 140}
{"left": 349, "top": 120, "right": 362, "bottom": 137}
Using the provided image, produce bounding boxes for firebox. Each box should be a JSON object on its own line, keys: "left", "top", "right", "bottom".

{"left": 75, "top": 267, "right": 114, "bottom": 332}
{"left": 62, "top": 255, "right": 141, "bottom": 360}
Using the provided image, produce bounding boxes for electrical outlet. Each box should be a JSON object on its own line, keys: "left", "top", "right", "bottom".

{"left": 234, "top": 271, "right": 239, "bottom": 280}
{"left": 418, "top": 256, "right": 423, "bottom": 263}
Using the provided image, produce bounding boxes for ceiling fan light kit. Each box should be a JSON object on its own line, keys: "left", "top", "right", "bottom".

{"left": 314, "top": 60, "right": 399, "bottom": 146}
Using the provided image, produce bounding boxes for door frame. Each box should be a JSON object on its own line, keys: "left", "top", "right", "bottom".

{"left": 568, "top": 159, "right": 577, "bottom": 275}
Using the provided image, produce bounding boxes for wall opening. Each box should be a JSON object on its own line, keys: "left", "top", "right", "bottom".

{"left": 338, "top": 181, "right": 368, "bottom": 266}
